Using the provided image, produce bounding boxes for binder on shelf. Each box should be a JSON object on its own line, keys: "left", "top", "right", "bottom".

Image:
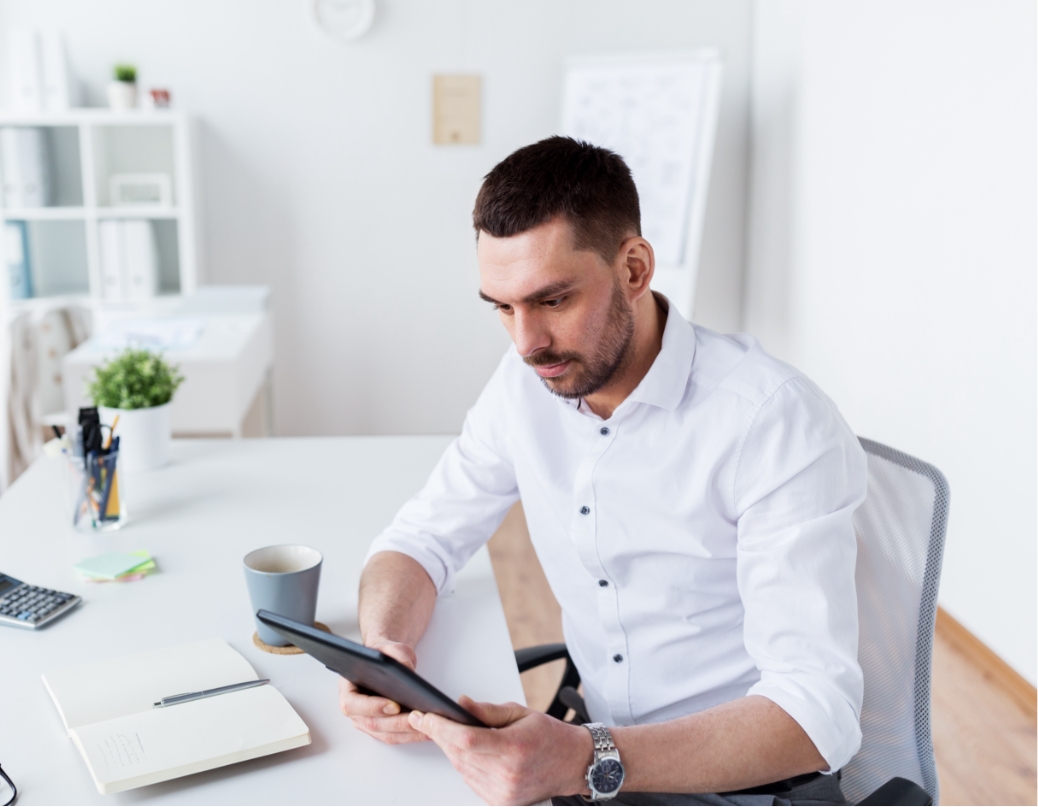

{"left": 0, "top": 128, "right": 22, "bottom": 208}
{"left": 39, "top": 29, "right": 77, "bottom": 111}
{"left": 98, "top": 220, "right": 123, "bottom": 300}
{"left": 7, "top": 27, "right": 76, "bottom": 113}
{"left": 0, "top": 126, "right": 52, "bottom": 208}
{"left": 5, "top": 221, "right": 33, "bottom": 300}
{"left": 98, "top": 219, "right": 159, "bottom": 301}
{"left": 123, "top": 219, "right": 159, "bottom": 300}
{"left": 8, "top": 28, "right": 42, "bottom": 114}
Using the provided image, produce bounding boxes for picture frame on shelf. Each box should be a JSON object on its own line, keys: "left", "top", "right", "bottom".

{"left": 109, "top": 173, "right": 172, "bottom": 207}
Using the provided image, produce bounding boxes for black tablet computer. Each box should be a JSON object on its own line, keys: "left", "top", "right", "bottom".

{"left": 255, "top": 610, "right": 486, "bottom": 727}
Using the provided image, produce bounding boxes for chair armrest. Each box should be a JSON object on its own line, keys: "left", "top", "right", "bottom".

{"left": 514, "top": 643, "right": 570, "bottom": 673}
{"left": 858, "top": 777, "right": 933, "bottom": 806}
{"left": 514, "top": 643, "right": 584, "bottom": 722}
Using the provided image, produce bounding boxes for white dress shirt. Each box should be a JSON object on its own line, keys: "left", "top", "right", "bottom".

{"left": 366, "top": 301, "right": 867, "bottom": 772}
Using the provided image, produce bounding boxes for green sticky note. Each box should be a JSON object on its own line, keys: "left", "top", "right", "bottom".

{"left": 121, "top": 550, "right": 155, "bottom": 576}
{"left": 120, "top": 559, "right": 155, "bottom": 577}
{"left": 75, "top": 551, "right": 153, "bottom": 580}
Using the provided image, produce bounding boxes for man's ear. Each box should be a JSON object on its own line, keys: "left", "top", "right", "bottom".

{"left": 619, "top": 236, "right": 655, "bottom": 299}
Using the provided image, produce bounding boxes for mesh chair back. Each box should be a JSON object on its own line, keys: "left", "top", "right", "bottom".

{"left": 841, "top": 439, "right": 949, "bottom": 805}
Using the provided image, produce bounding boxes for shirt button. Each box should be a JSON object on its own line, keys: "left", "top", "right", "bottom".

{"left": 580, "top": 506, "right": 590, "bottom": 515}
{"left": 600, "top": 427, "right": 610, "bottom": 435}
{"left": 613, "top": 654, "right": 624, "bottom": 663}
{"left": 598, "top": 579, "right": 608, "bottom": 587}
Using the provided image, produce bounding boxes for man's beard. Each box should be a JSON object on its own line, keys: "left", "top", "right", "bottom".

{"left": 524, "top": 279, "right": 635, "bottom": 400}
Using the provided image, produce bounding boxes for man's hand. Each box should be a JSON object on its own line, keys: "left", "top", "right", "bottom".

{"left": 408, "top": 695, "right": 593, "bottom": 805}
{"left": 338, "top": 641, "right": 429, "bottom": 744}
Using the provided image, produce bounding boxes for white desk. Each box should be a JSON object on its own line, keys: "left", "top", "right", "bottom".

{"left": 0, "top": 437, "right": 524, "bottom": 804}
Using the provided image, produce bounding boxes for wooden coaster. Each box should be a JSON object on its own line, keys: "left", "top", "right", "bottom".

{"left": 253, "top": 621, "right": 331, "bottom": 655}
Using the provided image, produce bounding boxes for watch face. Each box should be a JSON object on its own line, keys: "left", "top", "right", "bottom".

{"left": 591, "top": 757, "right": 625, "bottom": 794}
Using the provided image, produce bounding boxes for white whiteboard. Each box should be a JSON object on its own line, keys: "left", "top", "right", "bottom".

{"left": 561, "top": 51, "right": 722, "bottom": 318}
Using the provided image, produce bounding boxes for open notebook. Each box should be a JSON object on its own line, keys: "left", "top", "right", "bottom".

{"left": 42, "top": 638, "right": 310, "bottom": 794}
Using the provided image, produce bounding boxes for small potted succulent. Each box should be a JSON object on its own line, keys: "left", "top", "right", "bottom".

{"left": 87, "top": 348, "right": 183, "bottom": 472}
{"left": 107, "top": 64, "right": 138, "bottom": 110}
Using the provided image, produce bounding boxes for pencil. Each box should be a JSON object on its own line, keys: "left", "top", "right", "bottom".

{"left": 103, "top": 415, "right": 120, "bottom": 451}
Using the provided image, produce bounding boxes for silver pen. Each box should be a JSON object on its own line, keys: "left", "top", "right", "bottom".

{"left": 153, "top": 678, "right": 270, "bottom": 708}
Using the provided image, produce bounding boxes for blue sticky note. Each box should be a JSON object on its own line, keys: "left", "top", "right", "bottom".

{"left": 74, "top": 551, "right": 153, "bottom": 580}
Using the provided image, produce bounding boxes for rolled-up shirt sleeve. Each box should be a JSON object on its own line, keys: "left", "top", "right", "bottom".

{"left": 734, "top": 376, "right": 867, "bottom": 772}
{"left": 364, "top": 355, "right": 519, "bottom": 595}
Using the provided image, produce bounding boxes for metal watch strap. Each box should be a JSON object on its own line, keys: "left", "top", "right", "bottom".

{"left": 583, "top": 722, "right": 622, "bottom": 802}
{"left": 585, "top": 722, "right": 616, "bottom": 755}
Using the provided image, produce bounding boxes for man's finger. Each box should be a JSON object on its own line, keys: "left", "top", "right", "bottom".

{"left": 340, "top": 690, "right": 403, "bottom": 716}
{"left": 361, "top": 727, "right": 430, "bottom": 745}
{"left": 339, "top": 677, "right": 403, "bottom": 716}
{"left": 408, "top": 710, "right": 500, "bottom": 755}
{"left": 350, "top": 713, "right": 419, "bottom": 734}
{"left": 371, "top": 641, "right": 417, "bottom": 670}
{"left": 458, "top": 695, "right": 529, "bottom": 728}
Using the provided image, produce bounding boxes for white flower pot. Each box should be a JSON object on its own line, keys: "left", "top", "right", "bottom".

{"left": 107, "top": 81, "right": 138, "bottom": 110}
{"left": 99, "top": 403, "right": 170, "bottom": 473}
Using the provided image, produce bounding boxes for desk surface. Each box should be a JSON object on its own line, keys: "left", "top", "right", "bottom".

{"left": 0, "top": 437, "right": 524, "bottom": 805}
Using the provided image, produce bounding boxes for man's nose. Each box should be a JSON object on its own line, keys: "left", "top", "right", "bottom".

{"left": 512, "top": 310, "right": 551, "bottom": 358}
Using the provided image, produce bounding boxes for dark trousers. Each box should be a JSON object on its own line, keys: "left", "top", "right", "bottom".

{"left": 551, "top": 771, "right": 847, "bottom": 806}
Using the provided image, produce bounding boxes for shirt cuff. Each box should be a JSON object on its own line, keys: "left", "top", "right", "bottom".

{"left": 748, "top": 678, "right": 862, "bottom": 773}
{"left": 363, "top": 532, "right": 456, "bottom": 596}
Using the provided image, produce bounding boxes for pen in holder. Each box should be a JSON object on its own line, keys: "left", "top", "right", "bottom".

{"left": 67, "top": 442, "right": 127, "bottom": 532}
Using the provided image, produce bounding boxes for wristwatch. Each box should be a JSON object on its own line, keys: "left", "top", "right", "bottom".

{"left": 583, "top": 722, "right": 625, "bottom": 801}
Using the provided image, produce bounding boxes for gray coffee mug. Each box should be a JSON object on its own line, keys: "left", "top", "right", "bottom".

{"left": 243, "top": 545, "right": 323, "bottom": 646}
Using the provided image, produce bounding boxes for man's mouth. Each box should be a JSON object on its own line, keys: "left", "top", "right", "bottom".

{"left": 533, "top": 360, "right": 571, "bottom": 379}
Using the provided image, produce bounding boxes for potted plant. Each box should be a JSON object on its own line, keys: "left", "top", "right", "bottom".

{"left": 87, "top": 347, "right": 183, "bottom": 472}
{"left": 107, "top": 64, "right": 138, "bottom": 110}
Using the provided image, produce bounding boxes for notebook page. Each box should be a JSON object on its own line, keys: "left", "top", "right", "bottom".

{"left": 42, "top": 638, "right": 257, "bottom": 731}
{"left": 70, "top": 684, "right": 310, "bottom": 794}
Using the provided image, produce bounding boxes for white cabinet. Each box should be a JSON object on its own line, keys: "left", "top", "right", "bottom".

{"left": 0, "top": 109, "right": 200, "bottom": 312}
{"left": 62, "top": 311, "right": 274, "bottom": 439}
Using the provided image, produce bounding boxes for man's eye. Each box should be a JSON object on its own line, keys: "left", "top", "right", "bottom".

{"left": 542, "top": 297, "right": 565, "bottom": 308}
{"left": 496, "top": 304, "right": 513, "bottom": 314}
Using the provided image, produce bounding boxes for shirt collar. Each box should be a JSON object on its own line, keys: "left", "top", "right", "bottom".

{"left": 623, "top": 293, "right": 697, "bottom": 412}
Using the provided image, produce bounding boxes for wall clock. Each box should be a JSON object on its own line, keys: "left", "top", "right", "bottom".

{"left": 313, "top": 0, "right": 376, "bottom": 41}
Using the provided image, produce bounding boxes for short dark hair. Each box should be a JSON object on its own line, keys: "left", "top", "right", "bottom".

{"left": 472, "top": 136, "right": 641, "bottom": 264}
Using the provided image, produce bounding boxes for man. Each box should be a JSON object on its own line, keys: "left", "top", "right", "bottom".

{"left": 340, "top": 137, "right": 866, "bottom": 805}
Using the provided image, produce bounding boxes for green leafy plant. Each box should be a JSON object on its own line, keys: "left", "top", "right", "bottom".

{"left": 113, "top": 64, "right": 137, "bottom": 83}
{"left": 88, "top": 348, "right": 183, "bottom": 410}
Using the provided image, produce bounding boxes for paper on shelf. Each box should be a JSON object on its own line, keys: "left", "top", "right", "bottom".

{"left": 91, "top": 318, "right": 204, "bottom": 352}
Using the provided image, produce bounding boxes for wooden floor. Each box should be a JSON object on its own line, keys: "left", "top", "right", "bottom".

{"left": 486, "top": 504, "right": 1038, "bottom": 806}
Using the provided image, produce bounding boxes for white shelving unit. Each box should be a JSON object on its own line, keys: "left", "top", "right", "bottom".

{"left": 0, "top": 109, "right": 201, "bottom": 316}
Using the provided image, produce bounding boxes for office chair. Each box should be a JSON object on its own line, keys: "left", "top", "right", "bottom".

{"left": 516, "top": 438, "right": 949, "bottom": 806}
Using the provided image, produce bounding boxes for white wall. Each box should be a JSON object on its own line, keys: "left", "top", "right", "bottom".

{"left": 746, "top": 0, "right": 1037, "bottom": 682}
{"left": 0, "top": 0, "right": 753, "bottom": 436}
